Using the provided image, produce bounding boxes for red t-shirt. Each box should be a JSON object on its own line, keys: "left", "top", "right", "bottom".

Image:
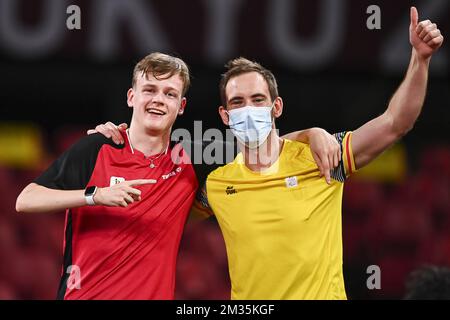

{"left": 35, "top": 131, "right": 200, "bottom": 299}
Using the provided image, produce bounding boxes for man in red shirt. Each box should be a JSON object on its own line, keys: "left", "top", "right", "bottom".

{"left": 16, "top": 53, "right": 198, "bottom": 299}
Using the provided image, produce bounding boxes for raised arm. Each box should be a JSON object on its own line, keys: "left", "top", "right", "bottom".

{"left": 352, "top": 7, "right": 443, "bottom": 169}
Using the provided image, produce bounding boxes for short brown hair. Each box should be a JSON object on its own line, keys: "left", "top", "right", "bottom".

{"left": 220, "top": 57, "right": 279, "bottom": 106}
{"left": 132, "top": 52, "right": 190, "bottom": 96}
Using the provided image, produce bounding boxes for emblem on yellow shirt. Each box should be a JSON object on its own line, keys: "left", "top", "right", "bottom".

{"left": 285, "top": 176, "right": 298, "bottom": 188}
{"left": 225, "top": 186, "right": 237, "bottom": 195}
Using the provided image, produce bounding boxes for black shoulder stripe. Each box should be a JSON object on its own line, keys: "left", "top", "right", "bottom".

{"left": 34, "top": 133, "right": 124, "bottom": 190}
{"left": 331, "top": 132, "right": 347, "bottom": 182}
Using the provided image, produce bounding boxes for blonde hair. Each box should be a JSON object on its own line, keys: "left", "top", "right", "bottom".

{"left": 132, "top": 52, "right": 190, "bottom": 96}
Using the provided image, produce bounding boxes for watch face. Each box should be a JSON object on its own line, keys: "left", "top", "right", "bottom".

{"left": 85, "top": 186, "right": 97, "bottom": 196}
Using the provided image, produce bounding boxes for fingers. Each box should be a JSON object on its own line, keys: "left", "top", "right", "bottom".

{"left": 312, "top": 152, "right": 325, "bottom": 178}
{"left": 415, "top": 19, "right": 431, "bottom": 37}
{"left": 105, "top": 122, "right": 124, "bottom": 145}
{"left": 87, "top": 129, "right": 97, "bottom": 135}
{"left": 324, "top": 154, "right": 331, "bottom": 185}
{"left": 428, "top": 34, "right": 444, "bottom": 48}
{"left": 123, "top": 192, "right": 134, "bottom": 205}
{"left": 310, "top": 132, "right": 339, "bottom": 185}
{"left": 117, "top": 179, "right": 155, "bottom": 205}
{"left": 94, "top": 122, "right": 124, "bottom": 145}
{"left": 333, "top": 150, "right": 339, "bottom": 169}
{"left": 127, "top": 179, "right": 158, "bottom": 186}
{"left": 123, "top": 186, "right": 142, "bottom": 197}
{"left": 324, "top": 168, "right": 331, "bottom": 185}
{"left": 423, "top": 29, "right": 441, "bottom": 43}
{"left": 106, "top": 179, "right": 153, "bottom": 207}
{"left": 327, "top": 138, "right": 340, "bottom": 183}
{"left": 410, "top": 6, "right": 418, "bottom": 28}
{"left": 116, "top": 187, "right": 142, "bottom": 207}
{"left": 416, "top": 21, "right": 443, "bottom": 49}
{"left": 414, "top": 17, "right": 444, "bottom": 51}
{"left": 119, "top": 200, "right": 128, "bottom": 208}
{"left": 328, "top": 152, "right": 334, "bottom": 168}
{"left": 420, "top": 23, "right": 436, "bottom": 40}
{"left": 417, "top": 21, "right": 433, "bottom": 39}
{"left": 317, "top": 151, "right": 331, "bottom": 185}
{"left": 95, "top": 124, "right": 108, "bottom": 137}
{"left": 118, "top": 123, "right": 128, "bottom": 130}
{"left": 330, "top": 138, "right": 340, "bottom": 168}
{"left": 116, "top": 190, "right": 138, "bottom": 207}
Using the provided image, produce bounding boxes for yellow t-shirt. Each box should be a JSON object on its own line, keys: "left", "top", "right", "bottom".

{"left": 195, "top": 132, "right": 356, "bottom": 300}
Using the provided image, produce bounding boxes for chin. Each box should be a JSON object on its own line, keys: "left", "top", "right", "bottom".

{"left": 140, "top": 114, "right": 175, "bottom": 134}
{"left": 143, "top": 122, "right": 169, "bottom": 135}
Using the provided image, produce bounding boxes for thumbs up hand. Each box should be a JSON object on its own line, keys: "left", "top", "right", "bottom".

{"left": 409, "top": 6, "right": 444, "bottom": 60}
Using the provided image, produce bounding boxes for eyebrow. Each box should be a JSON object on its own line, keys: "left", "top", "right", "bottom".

{"left": 228, "top": 93, "right": 268, "bottom": 104}
{"left": 141, "top": 84, "right": 180, "bottom": 94}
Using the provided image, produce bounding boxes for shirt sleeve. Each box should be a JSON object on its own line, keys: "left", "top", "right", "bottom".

{"left": 34, "top": 133, "right": 123, "bottom": 190}
{"left": 331, "top": 131, "right": 357, "bottom": 182}
{"left": 190, "top": 182, "right": 215, "bottom": 219}
{"left": 174, "top": 139, "right": 232, "bottom": 220}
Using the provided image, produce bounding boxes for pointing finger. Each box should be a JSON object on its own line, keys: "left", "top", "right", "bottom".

{"left": 127, "top": 179, "right": 157, "bottom": 186}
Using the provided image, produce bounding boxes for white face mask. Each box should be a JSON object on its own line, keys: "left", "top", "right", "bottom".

{"left": 227, "top": 103, "right": 274, "bottom": 149}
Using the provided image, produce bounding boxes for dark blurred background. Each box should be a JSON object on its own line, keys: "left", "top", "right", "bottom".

{"left": 0, "top": 0, "right": 449, "bottom": 299}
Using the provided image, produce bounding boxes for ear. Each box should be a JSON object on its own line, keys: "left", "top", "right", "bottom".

{"left": 127, "top": 88, "right": 134, "bottom": 108}
{"left": 178, "top": 97, "right": 187, "bottom": 115}
{"left": 218, "top": 106, "right": 229, "bottom": 126}
{"left": 273, "top": 97, "right": 283, "bottom": 119}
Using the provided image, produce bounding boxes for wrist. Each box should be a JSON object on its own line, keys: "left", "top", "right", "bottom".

{"left": 412, "top": 48, "right": 431, "bottom": 66}
{"left": 307, "top": 127, "right": 322, "bottom": 141}
{"left": 84, "top": 186, "right": 98, "bottom": 206}
{"left": 93, "top": 187, "right": 102, "bottom": 206}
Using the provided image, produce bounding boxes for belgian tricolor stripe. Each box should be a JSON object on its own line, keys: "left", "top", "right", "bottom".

{"left": 343, "top": 132, "right": 356, "bottom": 176}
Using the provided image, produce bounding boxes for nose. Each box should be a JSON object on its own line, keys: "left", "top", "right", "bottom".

{"left": 151, "top": 90, "right": 165, "bottom": 105}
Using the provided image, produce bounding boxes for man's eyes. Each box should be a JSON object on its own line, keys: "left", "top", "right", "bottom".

{"left": 230, "top": 99, "right": 265, "bottom": 107}
{"left": 142, "top": 89, "right": 177, "bottom": 98}
{"left": 254, "top": 98, "right": 265, "bottom": 103}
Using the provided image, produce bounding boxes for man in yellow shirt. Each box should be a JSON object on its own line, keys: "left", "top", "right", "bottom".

{"left": 194, "top": 7, "right": 443, "bottom": 299}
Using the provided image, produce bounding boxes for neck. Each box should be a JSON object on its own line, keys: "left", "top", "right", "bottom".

{"left": 128, "top": 124, "right": 170, "bottom": 157}
{"left": 241, "top": 130, "right": 284, "bottom": 172}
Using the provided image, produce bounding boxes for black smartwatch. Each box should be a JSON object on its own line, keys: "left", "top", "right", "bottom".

{"left": 84, "top": 186, "right": 98, "bottom": 206}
